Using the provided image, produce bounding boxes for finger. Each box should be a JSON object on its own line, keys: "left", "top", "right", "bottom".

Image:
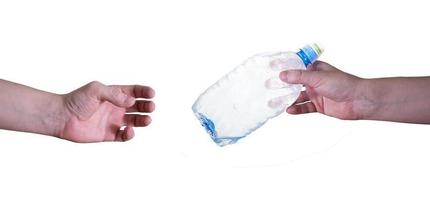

{"left": 115, "top": 126, "right": 135, "bottom": 142}
{"left": 126, "top": 100, "right": 155, "bottom": 113}
{"left": 123, "top": 114, "right": 152, "bottom": 127}
{"left": 279, "top": 70, "right": 322, "bottom": 87}
{"left": 87, "top": 81, "right": 135, "bottom": 108}
{"left": 287, "top": 102, "right": 317, "bottom": 114}
{"left": 294, "top": 91, "right": 310, "bottom": 104}
{"left": 117, "top": 85, "right": 155, "bottom": 99}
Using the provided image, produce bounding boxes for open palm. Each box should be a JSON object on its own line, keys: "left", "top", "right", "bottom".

{"left": 59, "top": 81, "right": 155, "bottom": 142}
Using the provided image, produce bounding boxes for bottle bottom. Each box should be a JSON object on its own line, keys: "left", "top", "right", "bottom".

{"left": 194, "top": 112, "right": 245, "bottom": 146}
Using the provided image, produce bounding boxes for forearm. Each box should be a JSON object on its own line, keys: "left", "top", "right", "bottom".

{"left": 0, "top": 79, "right": 65, "bottom": 136}
{"left": 357, "top": 77, "right": 430, "bottom": 124}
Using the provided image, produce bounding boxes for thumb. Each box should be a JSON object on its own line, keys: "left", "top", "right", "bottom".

{"left": 89, "top": 82, "right": 135, "bottom": 108}
{"left": 279, "top": 70, "right": 323, "bottom": 87}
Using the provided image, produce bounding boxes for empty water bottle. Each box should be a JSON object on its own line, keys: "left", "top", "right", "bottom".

{"left": 192, "top": 43, "right": 324, "bottom": 146}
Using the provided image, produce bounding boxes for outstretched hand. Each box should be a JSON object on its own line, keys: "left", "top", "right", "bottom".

{"left": 59, "top": 81, "right": 155, "bottom": 142}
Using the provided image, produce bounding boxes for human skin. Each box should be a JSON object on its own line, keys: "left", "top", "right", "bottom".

{"left": 280, "top": 61, "right": 430, "bottom": 124}
{"left": 0, "top": 80, "right": 155, "bottom": 142}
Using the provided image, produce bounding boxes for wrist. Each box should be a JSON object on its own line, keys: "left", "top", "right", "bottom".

{"left": 39, "top": 93, "right": 69, "bottom": 138}
{"left": 353, "top": 78, "right": 384, "bottom": 120}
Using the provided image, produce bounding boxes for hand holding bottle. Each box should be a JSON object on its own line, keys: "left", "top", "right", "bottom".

{"left": 281, "top": 61, "right": 430, "bottom": 124}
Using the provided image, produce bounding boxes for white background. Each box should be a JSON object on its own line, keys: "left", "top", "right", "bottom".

{"left": 1, "top": 0, "right": 430, "bottom": 199}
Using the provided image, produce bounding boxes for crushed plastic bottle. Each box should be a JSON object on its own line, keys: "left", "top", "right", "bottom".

{"left": 192, "top": 43, "right": 324, "bottom": 146}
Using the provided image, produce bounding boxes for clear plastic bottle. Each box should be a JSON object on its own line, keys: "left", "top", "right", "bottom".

{"left": 192, "top": 43, "right": 324, "bottom": 146}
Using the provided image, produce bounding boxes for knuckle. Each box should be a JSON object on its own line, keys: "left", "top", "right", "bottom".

{"left": 296, "top": 70, "right": 305, "bottom": 82}
{"left": 110, "top": 86, "right": 122, "bottom": 96}
{"left": 86, "top": 81, "right": 104, "bottom": 93}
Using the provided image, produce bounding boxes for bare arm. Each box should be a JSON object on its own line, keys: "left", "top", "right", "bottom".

{"left": 359, "top": 77, "right": 430, "bottom": 124}
{"left": 0, "top": 79, "right": 64, "bottom": 136}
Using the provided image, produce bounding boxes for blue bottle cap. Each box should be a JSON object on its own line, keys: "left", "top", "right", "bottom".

{"left": 296, "top": 43, "right": 324, "bottom": 67}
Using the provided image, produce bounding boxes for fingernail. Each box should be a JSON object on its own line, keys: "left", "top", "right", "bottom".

{"left": 279, "top": 71, "right": 288, "bottom": 81}
{"left": 143, "top": 116, "right": 152, "bottom": 126}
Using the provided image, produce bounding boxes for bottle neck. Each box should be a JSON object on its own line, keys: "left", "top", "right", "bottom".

{"left": 296, "top": 49, "right": 313, "bottom": 67}
{"left": 296, "top": 44, "right": 323, "bottom": 67}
